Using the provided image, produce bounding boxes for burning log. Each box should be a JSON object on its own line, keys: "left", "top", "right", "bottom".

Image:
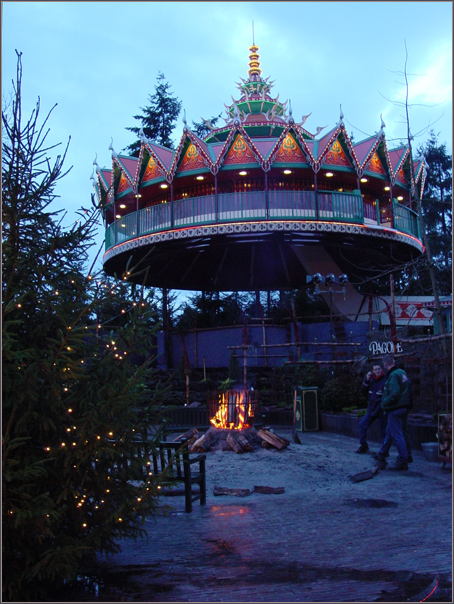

{"left": 207, "top": 388, "right": 259, "bottom": 430}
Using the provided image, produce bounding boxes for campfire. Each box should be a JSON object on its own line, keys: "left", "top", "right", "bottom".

{"left": 207, "top": 388, "right": 259, "bottom": 430}
{"left": 172, "top": 387, "right": 290, "bottom": 454}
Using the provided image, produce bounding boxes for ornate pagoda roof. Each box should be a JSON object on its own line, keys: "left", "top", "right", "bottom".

{"left": 93, "top": 42, "right": 427, "bottom": 205}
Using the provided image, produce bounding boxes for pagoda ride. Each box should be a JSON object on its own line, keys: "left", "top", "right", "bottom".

{"left": 92, "top": 42, "right": 426, "bottom": 319}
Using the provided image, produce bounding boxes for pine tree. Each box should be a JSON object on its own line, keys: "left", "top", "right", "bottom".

{"left": 416, "top": 131, "right": 452, "bottom": 294}
{"left": 2, "top": 52, "right": 167, "bottom": 602}
{"left": 191, "top": 112, "right": 223, "bottom": 139}
{"left": 125, "top": 72, "right": 182, "bottom": 155}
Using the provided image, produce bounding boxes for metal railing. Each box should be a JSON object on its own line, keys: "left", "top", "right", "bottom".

{"left": 393, "top": 201, "right": 421, "bottom": 238}
{"left": 105, "top": 190, "right": 421, "bottom": 250}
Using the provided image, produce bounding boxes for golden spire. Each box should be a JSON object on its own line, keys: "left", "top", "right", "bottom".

{"left": 248, "top": 22, "right": 261, "bottom": 80}
{"left": 248, "top": 44, "right": 262, "bottom": 80}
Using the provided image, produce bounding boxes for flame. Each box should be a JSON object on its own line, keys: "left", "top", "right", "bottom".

{"left": 210, "top": 390, "right": 253, "bottom": 430}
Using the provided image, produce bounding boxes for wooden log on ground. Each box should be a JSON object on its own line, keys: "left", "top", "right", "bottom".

{"left": 257, "top": 428, "right": 286, "bottom": 450}
{"left": 198, "top": 428, "right": 216, "bottom": 452}
{"left": 262, "top": 429, "right": 290, "bottom": 447}
{"left": 274, "top": 433, "right": 291, "bottom": 446}
{"left": 253, "top": 486, "right": 285, "bottom": 494}
{"left": 190, "top": 433, "right": 207, "bottom": 453}
{"left": 234, "top": 432, "right": 252, "bottom": 451}
{"left": 173, "top": 427, "right": 199, "bottom": 443}
{"left": 227, "top": 432, "right": 244, "bottom": 454}
{"left": 213, "top": 486, "right": 251, "bottom": 497}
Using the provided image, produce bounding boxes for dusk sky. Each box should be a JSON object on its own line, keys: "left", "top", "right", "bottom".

{"left": 2, "top": 1, "right": 452, "bottom": 282}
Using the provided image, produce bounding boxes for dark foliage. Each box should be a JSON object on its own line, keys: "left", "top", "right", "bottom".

{"left": 2, "top": 52, "right": 167, "bottom": 602}
{"left": 125, "top": 72, "right": 182, "bottom": 155}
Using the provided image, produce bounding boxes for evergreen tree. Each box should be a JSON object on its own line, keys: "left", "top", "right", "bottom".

{"left": 125, "top": 72, "right": 182, "bottom": 155}
{"left": 191, "top": 112, "right": 223, "bottom": 139}
{"left": 176, "top": 291, "right": 250, "bottom": 329}
{"left": 2, "top": 52, "right": 166, "bottom": 601}
{"left": 415, "top": 131, "right": 452, "bottom": 294}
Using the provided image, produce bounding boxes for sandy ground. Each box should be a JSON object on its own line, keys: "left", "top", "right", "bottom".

{"left": 202, "top": 428, "right": 384, "bottom": 498}
{"left": 69, "top": 428, "right": 452, "bottom": 603}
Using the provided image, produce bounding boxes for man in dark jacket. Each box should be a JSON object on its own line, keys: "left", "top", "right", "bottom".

{"left": 375, "top": 354, "right": 410, "bottom": 471}
{"left": 356, "top": 363, "right": 386, "bottom": 453}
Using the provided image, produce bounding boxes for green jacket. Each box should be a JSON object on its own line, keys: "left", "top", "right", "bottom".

{"left": 381, "top": 366, "right": 411, "bottom": 411}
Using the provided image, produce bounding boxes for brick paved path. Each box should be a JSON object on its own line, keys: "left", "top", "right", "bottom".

{"left": 96, "top": 431, "right": 452, "bottom": 602}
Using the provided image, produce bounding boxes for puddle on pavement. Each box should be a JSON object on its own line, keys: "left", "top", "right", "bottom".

{"left": 349, "top": 498, "right": 399, "bottom": 508}
{"left": 54, "top": 561, "right": 452, "bottom": 602}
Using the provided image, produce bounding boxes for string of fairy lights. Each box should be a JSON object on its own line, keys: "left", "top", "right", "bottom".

{"left": 94, "top": 122, "right": 424, "bottom": 209}
{"left": 8, "top": 274, "right": 158, "bottom": 532}
{"left": 92, "top": 41, "right": 425, "bottom": 218}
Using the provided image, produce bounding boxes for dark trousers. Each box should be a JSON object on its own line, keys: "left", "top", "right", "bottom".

{"left": 359, "top": 409, "right": 387, "bottom": 446}
{"left": 379, "top": 408, "right": 409, "bottom": 463}
{"left": 380, "top": 408, "right": 412, "bottom": 458}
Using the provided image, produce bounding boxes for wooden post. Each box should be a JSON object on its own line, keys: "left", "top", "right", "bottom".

{"left": 243, "top": 346, "right": 247, "bottom": 390}
{"left": 215, "top": 173, "right": 218, "bottom": 222}
{"left": 114, "top": 200, "right": 117, "bottom": 244}
{"left": 262, "top": 314, "right": 268, "bottom": 367}
{"left": 170, "top": 182, "right": 174, "bottom": 229}
{"left": 390, "top": 273, "right": 397, "bottom": 343}
{"left": 162, "top": 288, "right": 169, "bottom": 368}
{"left": 314, "top": 172, "right": 319, "bottom": 220}
{"left": 243, "top": 314, "right": 248, "bottom": 389}
{"left": 264, "top": 170, "right": 269, "bottom": 220}
{"left": 193, "top": 328, "right": 198, "bottom": 369}
{"left": 203, "top": 356, "right": 206, "bottom": 382}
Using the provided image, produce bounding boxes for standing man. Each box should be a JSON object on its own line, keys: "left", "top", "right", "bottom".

{"left": 356, "top": 363, "right": 386, "bottom": 454}
{"left": 375, "top": 354, "right": 410, "bottom": 471}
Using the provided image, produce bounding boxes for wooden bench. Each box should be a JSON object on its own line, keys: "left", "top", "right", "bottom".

{"left": 114, "top": 437, "right": 207, "bottom": 513}
{"left": 151, "top": 439, "right": 207, "bottom": 513}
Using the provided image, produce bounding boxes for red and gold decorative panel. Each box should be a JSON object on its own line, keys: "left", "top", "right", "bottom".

{"left": 178, "top": 143, "right": 207, "bottom": 173}
{"left": 273, "top": 134, "right": 307, "bottom": 163}
{"left": 117, "top": 174, "right": 130, "bottom": 195}
{"left": 322, "top": 140, "right": 351, "bottom": 167}
{"left": 364, "top": 152, "right": 386, "bottom": 176}
{"left": 396, "top": 167, "right": 407, "bottom": 186}
{"left": 395, "top": 302, "right": 429, "bottom": 320}
{"left": 223, "top": 134, "right": 257, "bottom": 166}
{"left": 143, "top": 156, "right": 164, "bottom": 183}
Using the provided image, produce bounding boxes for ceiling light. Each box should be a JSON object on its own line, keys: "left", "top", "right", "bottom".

{"left": 326, "top": 172, "right": 333, "bottom": 177}
{"left": 283, "top": 169, "right": 292, "bottom": 175}
{"left": 160, "top": 183, "right": 168, "bottom": 189}
{"left": 384, "top": 186, "right": 390, "bottom": 191}
{"left": 239, "top": 171, "right": 247, "bottom": 176}
{"left": 360, "top": 178, "right": 368, "bottom": 183}
{"left": 115, "top": 214, "right": 121, "bottom": 219}
{"left": 397, "top": 196, "right": 404, "bottom": 201}
{"left": 119, "top": 204, "right": 126, "bottom": 209}
{"left": 196, "top": 175, "right": 204, "bottom": 180}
